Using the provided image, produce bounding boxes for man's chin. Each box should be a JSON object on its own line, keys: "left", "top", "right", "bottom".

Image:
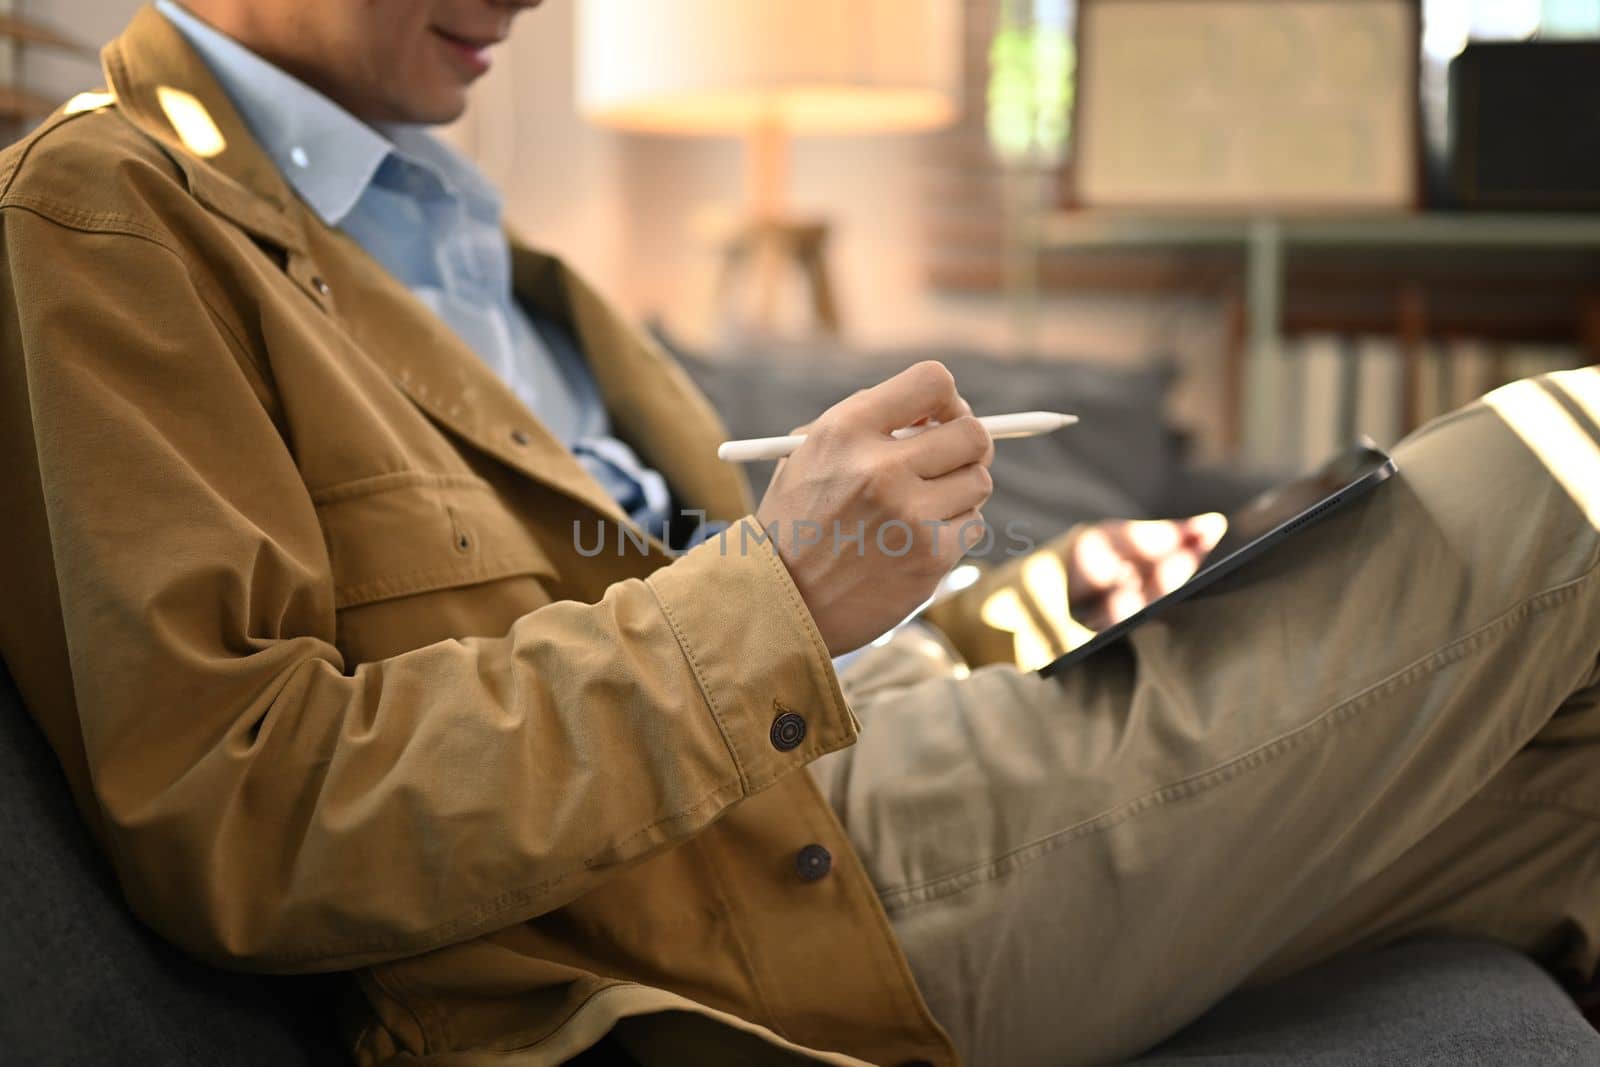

{"left": 374, "top": 89, "right": 471, "bottom": 128}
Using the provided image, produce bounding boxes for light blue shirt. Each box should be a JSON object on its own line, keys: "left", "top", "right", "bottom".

{"left": 157, "top": 0, "right": 673, "bottom": 537}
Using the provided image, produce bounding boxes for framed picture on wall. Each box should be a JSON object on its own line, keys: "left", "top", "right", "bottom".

{"left": 1070, "top": 0, "right": 1421, "bottom": 211}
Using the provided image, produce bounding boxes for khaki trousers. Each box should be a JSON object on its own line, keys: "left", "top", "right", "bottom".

{"left": 814, "top": 370, "right": 1600, "bottom": 1067}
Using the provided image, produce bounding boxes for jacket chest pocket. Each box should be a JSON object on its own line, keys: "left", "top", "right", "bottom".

{"left": 312, "top": 471, "right": 559, "bottom": 662}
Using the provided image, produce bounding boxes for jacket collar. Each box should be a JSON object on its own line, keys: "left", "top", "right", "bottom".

{"left": 99, "top": 4, "right": 752, "bottom": 528}
{"left": 103, "top": 4, "right": 305, "bottom": 252}
{"left": 153, "top": 0, "right": 392, "bottom": 228}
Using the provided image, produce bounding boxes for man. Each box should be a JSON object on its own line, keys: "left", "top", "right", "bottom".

{"left": 1, "top": 2, "right": 1596, "bottom": 1065}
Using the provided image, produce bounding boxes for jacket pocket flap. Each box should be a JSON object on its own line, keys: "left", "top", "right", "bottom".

{"left": 313, "top": 472, "right": 557, "bottom": 609}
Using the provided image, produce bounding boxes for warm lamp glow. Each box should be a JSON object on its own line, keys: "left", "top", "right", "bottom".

{"left": 575, "top": 0, "right": 961, "bottom": 136}
{"left": 575, "top": 0, "right": 959, "bottom": 337}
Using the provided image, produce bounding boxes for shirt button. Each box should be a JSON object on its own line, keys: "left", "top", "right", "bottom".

{"left": 794, "top": 843, "right": 831, "bottom": 882}
{"left": 769, "top": 710, "right": 806, "bottom": 751}
{"left": 510, "top": 428, "right": 531, "bottom": 446}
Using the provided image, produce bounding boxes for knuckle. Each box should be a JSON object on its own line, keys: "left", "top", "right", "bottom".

{"left": 807, "top": 419, "right": 850, "bottom": 451}
{"left": 914, "top": 359, "right": 955, "bottom": 393}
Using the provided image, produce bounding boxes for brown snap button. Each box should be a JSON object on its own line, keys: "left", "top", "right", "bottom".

{"left": 769, "top": 711, "right": 806, "bottom": 751}
{"left": 795, "top": 843, "right": 831, "bottom": 882}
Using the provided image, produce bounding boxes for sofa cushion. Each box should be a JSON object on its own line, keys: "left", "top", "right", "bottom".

{"left": 0, "top": 661, "right": 339, "bottom": 1066}
{"left": 1125, "top": 938, "right": 1600, "bottom": 1065}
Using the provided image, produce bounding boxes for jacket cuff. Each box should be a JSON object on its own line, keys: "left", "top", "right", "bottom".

{"left": 647, "top": 515, "right": 857, "bottom": 795}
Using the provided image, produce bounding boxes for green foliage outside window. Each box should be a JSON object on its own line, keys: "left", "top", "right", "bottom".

{"left": 986, "top": 0, "right": 1075, "bottom": 165}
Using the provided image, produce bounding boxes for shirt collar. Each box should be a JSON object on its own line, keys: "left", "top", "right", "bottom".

{"left": 155, "top": 0, "right": 390, "bottom": 226}
{"left": 383, "top": 122, "right": 504, "bottom": 220}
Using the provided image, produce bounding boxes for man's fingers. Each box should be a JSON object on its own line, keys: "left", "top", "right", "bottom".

{"left": 1069, "top": 525, "right": 1131, "bottom": 596}
{"left": 1113, "top": 519, "right": 1184, "bottom": 563}
{"left": 1105, "top": 584, "right": 1147, "bottom": 626}
{"left": 846, "top": 360, "right": 964, "bottom": 433}
{"left": 1183, "top": 512, "right": 1228, "bottom": 554}
{"left": 922, "top": 462, "right": 993, "bottom": 521}
{"left": 902, "top": 416, "right": 994, "bottom": 478}
{"left": 1147, "top": 547, "right": 1203, "bottom": 600}
{"left": 952, "top": 509, "right": 988, "bottom": 553}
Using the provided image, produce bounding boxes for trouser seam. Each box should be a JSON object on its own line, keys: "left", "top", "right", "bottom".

{"left": 879, "top": 565, "right": 1599, "bottom": 914}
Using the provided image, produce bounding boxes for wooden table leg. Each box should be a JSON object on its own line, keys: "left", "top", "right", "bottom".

{"left": 1222, "top": 288, "right": 1247, "bottom": 457}
{"left": 1398, "top": 282, "right": 1427, "bottom": 435}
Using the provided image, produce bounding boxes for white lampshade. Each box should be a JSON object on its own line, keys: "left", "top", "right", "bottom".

{"left": 576, "top": 0, "right": 961, "bottom": 136}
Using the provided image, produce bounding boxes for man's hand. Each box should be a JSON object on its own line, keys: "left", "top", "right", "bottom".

{"left": 1065, "top": 514, "right": 1227, "bottom": 631}
{"left": 755, "top": 361, "right": 995, "bottom": 656}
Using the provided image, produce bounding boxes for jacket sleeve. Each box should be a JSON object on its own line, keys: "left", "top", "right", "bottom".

{"left": 1, "top": 210, "right": 856, "bottom": 973}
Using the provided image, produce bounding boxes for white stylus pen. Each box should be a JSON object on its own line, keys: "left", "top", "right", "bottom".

{"left": 716, "top": 410, "right": 1079, "bottom": 463}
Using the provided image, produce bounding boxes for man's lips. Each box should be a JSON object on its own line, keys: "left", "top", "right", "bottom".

{"left": 431, "top": 27, "right": 503, "bottom": 74}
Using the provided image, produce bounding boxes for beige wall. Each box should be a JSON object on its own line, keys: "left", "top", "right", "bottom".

{"left": 610, "top": 129, "right": 1227, "bottom": 361}
{"left": 601, "top": 126, "right": 1224, "bottom": 438}
{"left": 16, "top": 0, "right": 138, "bottom": 103}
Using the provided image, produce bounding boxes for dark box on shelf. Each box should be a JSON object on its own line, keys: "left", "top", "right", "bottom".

{"left": 1448, "top": 40, "right": 1600, "bottom": 211}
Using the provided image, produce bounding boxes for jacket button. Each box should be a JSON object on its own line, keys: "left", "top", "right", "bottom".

{"left": 794, "top": 843, "right": 831, "bottom": 882}
{"left": 769, "top": 711, "right": 806, "bottom": 751}
{"left": 311, "top": 276, "right": 330, "bottom": 296}
{"left": 510, "top": 428, "right": 531, "bottom": 446}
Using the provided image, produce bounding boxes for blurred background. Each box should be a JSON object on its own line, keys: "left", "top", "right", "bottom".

{"left": 9, "top": 0, "right": 1600, "bottom": 511}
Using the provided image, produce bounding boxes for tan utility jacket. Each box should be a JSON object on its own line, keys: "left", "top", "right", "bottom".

{"left": 1, "top": 7, "right": 1091, "bottom": 1064}
{"left": 0, "top": 7, "right": 964, "bottom": 1065}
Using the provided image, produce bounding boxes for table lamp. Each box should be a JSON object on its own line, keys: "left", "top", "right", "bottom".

{"left": 576, "top": 0, "right": 960, "bottom": 337}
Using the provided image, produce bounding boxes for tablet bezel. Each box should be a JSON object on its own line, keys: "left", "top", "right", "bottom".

{"left": 1038, "top": 441, "right": 1397, "bottom": 678}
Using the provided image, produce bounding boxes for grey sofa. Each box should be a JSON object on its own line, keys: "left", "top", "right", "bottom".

{"left": 5, "top": 353, "right": 1598, "bottom": 1065}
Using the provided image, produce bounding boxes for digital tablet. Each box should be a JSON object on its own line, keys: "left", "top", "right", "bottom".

{"left": 1038, "top": 440, "right": 1397, "bottom": 678}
